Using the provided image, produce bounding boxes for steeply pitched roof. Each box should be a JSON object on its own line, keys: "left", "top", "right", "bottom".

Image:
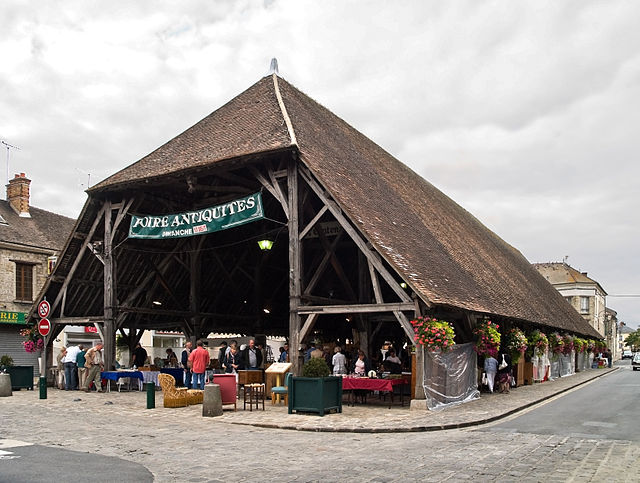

{"left": 82, "top": 74, "right": 600, "bottom": 338}
{"left": 0, "top": 201, "right": 75, "bottom": 252}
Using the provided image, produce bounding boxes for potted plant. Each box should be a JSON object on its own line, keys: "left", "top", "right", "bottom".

{"left": 288, "top": 357, "right": 342, "bottom": 416}
{"left": 410, "top": 317, "right": 456, "bottom": 352}
{"left": 473, "top": 320, "right": 500, "bottom": 357}
{"left": 1, "top": 355, "right": 14, "bottom": 372}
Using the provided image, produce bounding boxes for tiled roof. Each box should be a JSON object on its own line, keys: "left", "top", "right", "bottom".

{"left": 533, "top": 263, "right": 599, "bottom": 286}
{"left": 75, "top": 74, "right": 600, "bottom": 338}
{"left": 0, "top": 201, "right": 75, "bottom": 252}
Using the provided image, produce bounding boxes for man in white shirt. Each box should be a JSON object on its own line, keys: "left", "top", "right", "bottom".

{"left": 63, "top": 345, "right": 81, "bottom": 390}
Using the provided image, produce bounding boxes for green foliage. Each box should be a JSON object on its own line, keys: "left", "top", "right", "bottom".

{"left": 527, "top": 330, "right": 548, "bottom": 358}
{"left": 302, "top": 357, "right": 331, "bottom": 378}
{"left": 116, "top": 335, "right": 129, "bottom": 348}
{"left": 626, "top": 329, "right": 640, "bottom": 351}
{"left": 0, "top": 354, "right": 14, "bottom": 367}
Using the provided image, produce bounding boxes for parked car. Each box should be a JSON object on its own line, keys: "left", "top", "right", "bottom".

{"left": 622, "top": 350, "right": 633, "bottom": 359}
{"left": 632, "top": 353, "right": 640, "bottom": 371}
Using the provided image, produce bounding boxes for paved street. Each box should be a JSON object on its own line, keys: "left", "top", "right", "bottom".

{"left": 1, "top": 365, "right": 638, "bottom": 482}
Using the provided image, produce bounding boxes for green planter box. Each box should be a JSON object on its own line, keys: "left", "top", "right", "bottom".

{"left": 288, "top": 376, "right": 342, "bottom": 416}
{"left": 7, "top": 366, "right": 34, "bottom": 390}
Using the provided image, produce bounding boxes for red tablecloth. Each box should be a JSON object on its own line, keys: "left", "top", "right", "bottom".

{"left": 342, "top": 377, "right": 407, "bottom": 392}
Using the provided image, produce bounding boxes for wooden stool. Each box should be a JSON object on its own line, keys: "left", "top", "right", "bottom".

{"left": 243, "top": 383, "right": 265, "bottom": 411}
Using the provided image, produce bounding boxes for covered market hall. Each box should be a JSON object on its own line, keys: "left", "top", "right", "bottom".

{"left": 29, "top": 64, "right": 601, "bottom": 404}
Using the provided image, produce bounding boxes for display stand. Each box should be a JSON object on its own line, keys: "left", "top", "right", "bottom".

{"left": 265, "top": 362, "right": 291, "bottom": 402}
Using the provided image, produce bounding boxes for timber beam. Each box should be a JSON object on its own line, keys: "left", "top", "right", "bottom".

{"left": 298, "top": 302, "right": 414, "bottom": 315}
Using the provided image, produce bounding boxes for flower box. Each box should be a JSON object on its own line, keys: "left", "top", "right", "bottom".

{"left": 288, "top": 376, "right": 342, "bottom": 416}
{"left": 6, "top": 365, "right": 34, "bottom": 390}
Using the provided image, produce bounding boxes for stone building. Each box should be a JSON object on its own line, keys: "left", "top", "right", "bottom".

{"left": 533, "top": 262, "right": 608, "bottom": 337}
{"left": 0, "top": 173, "right": 75, "bottom": 374}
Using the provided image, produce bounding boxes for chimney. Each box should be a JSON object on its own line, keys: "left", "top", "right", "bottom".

{"left": 6, "top": 173, "right": 31, "bottom": 218}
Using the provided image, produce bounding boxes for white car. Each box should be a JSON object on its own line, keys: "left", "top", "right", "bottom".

{"left": 632, "top": 353, "right": 640, "bottom": 371}
{"left": 622, "top": 350, "right": 633, "bottom": 359}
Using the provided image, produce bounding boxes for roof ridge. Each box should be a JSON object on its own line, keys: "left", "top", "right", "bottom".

{"left": 272, "top": 74, "right": 297, "bottom": 147}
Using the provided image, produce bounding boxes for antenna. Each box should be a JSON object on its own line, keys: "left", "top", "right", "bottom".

{"left": 1, "top": 140, "right": 21, "bottom": 190}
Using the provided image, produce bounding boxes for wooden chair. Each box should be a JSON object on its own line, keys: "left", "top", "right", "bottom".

{"left": 270, "top": 372, "right": 292, "bottom": 405}
{"left": 158, "top": 373, "right": 188, "bottom": 408}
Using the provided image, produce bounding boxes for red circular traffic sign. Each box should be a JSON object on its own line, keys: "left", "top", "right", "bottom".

{"left": 38, "top": 318, "right": 51, "bottom": 337}
{"left": 38, "top": 300, "right": 51, "bottom": 318}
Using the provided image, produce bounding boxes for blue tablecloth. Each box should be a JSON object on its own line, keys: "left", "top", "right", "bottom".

{"left": 160, "top": 368, "right": 184, "bottom": 386}
{"left": 101, "top": 371, "right": 144, "bottom": 382}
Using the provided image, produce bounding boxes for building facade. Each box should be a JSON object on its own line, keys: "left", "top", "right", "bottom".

{"left": 533, "top": 262, "right": 608, "bottom": 336}
{"left": 0, "top": 173, "right": 75, "bottom": 376}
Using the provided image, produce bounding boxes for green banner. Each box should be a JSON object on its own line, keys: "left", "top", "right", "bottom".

{"left": 129, "top": 192, "right": 264, "bottom": 240}
{"left": 0, "top": 311, "right": 27, "bottom": 325}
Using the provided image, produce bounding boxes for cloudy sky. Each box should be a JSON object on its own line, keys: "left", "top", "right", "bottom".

{"left": 1, "top": 1, "right": 639, "bottom": 328}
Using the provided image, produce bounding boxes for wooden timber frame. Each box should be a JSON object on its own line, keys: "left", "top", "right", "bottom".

{"left": 34, "top": 154, "right": 431, "bottom": 399}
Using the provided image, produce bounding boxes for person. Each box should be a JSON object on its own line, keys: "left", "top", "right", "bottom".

{"left": 76, "top": 345, "right": 87, "bottom": 390}
{"left": 188, "top": 340, "right": 210, "bottom": 390}
{"left": 383, "top": 349, "right": 402, "bottom": 374}
{"left": 332, "top": 346, "right": 347, "bottom": 375}
{"left": 606, "top": 349, "right": 612, "bottom": 368}
{"left": 217, "top": 341, "right": 228, "bottom": 373}
{"left": 310, "top": 345, "right": 324, "bottom": 360}
{"left": 132, "top": 343, "right": 147, "bottom": 369}
{"left": 63, "top": 344, "right": 81, "bottom": 390}
{"left": 181, "top": 341, "right": 193, "bottom": 389}
{"left": 278, "top": 343, "right": 289, "bottom": 363}
{"left": 304, "top": 341, "right": 317, "bottom": 362}
{"left": 353, "top": 350, "right": 371, "bottom": 376}
{"left": 83, "top": 343, "right": 104, "bottom": 392}
{"left": 56, "top": 347, "right": 67, "bottom": 390}
{"left": 165, "top": 348, "right": 178, "bottom": 367}
{"left": 497, "top": 352, "right": 512, "bottom": 393}
{"left": 278, "top": 346, "right": 285, "bottom": 362}
{"left": 483, "top": 355, "right": 498, "bottom": 393}
{"left": 240, "top": 339, "right": 263, "bottom": 370}
{"left": 323, "top": 346, "right": 333, "bottom": 371}
{"left": 224, "top": 344, "right": 241, "bottom": 374}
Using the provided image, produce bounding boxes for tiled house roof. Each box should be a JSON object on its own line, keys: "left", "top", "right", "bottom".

{"left": 0, "top": 201, "right": 75, "bottom": 252}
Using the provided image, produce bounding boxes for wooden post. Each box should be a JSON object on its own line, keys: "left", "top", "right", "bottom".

{"left": 288, "top": 158, "right": 302, "bottom": 375}
{"left": 189, "top": 241, "right": 202, "bottom": 340}
{"left": 103, "top": 200, "right": 116, "bottom": 370}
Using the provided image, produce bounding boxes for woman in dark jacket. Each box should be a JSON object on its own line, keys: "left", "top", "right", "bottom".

{"left": 224, "top": 345, "right": 240, "bottom": 374}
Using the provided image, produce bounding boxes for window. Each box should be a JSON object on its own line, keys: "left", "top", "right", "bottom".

{"left": 15, "top": 262, "right": 33, "bottom": 301}
{"left": 580, "top": 296, "right": 589, "bottom": 314}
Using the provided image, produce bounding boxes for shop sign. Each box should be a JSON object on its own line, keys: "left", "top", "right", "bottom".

{"left": 0, "top": 311, "right": 27, "bottom": 325}
{"left": 129, "top": 192, "right": 264, "bottom": 240}
{"left": 85, "top": 326, "right": 98, "bottom": 333}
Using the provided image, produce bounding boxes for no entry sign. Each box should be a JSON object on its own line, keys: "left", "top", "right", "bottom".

{"left": 38, "top": 300, "right": 51, "bottom": 318}
{"left": 38, "top": 318, "right": 51, "bottom": 337}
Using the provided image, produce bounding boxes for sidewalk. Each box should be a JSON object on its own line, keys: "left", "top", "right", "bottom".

{"left": 2, "top": 366, "right": 617, "bottom": 434}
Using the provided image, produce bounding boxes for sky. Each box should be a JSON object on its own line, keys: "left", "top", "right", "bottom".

{"left": 1, "top": 1, "right": 639, "bottom": 328}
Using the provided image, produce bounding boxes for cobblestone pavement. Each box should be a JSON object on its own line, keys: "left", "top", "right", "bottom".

{"left": 1, "top": 367, "right": 638, "bottom": 482}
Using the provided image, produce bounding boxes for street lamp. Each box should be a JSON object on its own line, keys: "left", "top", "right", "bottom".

{"left": 258, "top": 239, "right": 273, "bottom": 251}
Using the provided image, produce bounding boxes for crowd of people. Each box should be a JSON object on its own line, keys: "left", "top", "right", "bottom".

{"left": 55, "top": 343, "right": 105, "bottom": 392}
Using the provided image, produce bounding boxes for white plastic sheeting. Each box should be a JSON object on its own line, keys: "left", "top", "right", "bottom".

{"left": 532, "top": 352, "right": 550, "bottom": 382}
{"left": 422, "top": 342, "right": 479, "bottom": 411}
{"left": 559, "top": 351, "right": 575, "bottom": 377}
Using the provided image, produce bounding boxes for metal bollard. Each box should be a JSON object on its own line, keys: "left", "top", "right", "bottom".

{"left": 39, "top": 376, "right": 47, "bottom": 399}
{"left": 146, "top": 381, "right": 155, "bottom": 409}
